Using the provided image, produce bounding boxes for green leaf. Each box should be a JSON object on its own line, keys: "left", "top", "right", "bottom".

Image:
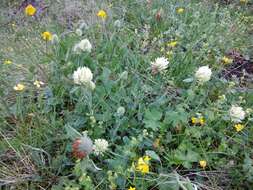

{"left": 65, "top": 124, "right": 82, "bottom": 140}
{"left": 145, "top": 150, "right": 161, "bottom": 162}
{"left": 143, "top": 108, "right": 163, "bottom": 130}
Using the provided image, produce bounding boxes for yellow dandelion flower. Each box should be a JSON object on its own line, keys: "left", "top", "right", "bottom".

{"left": 177, "top": 8, "right": 184, "bottom": 14}
{"left": 42, "top": 31, "right": 53, "bottom": 41}
{"left": 167, "top": 41, "right": 178, "bottom": 48}
{"left": 4, "top": 60, "right": 12, "bottom": 65}
{"left": 222, "top": 56, "right": 233, "bottom": 64}
{"left": 14, "top": 83, "right": 25, "bottom": 91}
{"left": 25, "top": 4, "right": 36, "bottom": 16}
{"left": 191, "top": 117, "right": 198, "bottom": 124}
{"left": 128, "top": 187, "right": 136, "bottom": 190}
{"left": 199, "top": 160, "right": 207, "bottom": 169}
{"left": 97, "top": 10, "right": 107, "bottom": 19}
{"left": 234, "top": 124, "right": 245, "bottom": 132}
{"left": 33, "top": 80, "right": 44, "bottom": 88}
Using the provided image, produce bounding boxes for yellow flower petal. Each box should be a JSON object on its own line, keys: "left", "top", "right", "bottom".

{"left": 167, "top": 41, "right": 178, "bottom": 48}
{"left": 42, "top": 31, "right": 53, "bottom": 41}
{"left": 199, "top": 160, "right": 207, "bottom": 169}
{"left": 97, "top": 10, "right": 107, "bottom": 19}
{"left": 177, "top": 8, "right": 184, "bottom": 14}
{"left": 128, "top": 187, "right": 136, "bottom": 190}
{"left": 222, "top": 56, "right": 233, "bottom": 64}
{"left": 25, "top": 4, "right": 36, "bottom": 16}
{"left": 14, "top": 83, "right": 25, "bottom": 91}
{"left": 234, "top": 124, "right": 245, "bottom": 132}
{"left": 4, "top": 60, "right": 12, "bottom": 65}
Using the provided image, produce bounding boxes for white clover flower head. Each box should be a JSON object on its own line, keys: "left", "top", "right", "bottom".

{"left": 114, "top": 19, "right": 122, "bottom": 28}
{"left": 151, "top": 57, "right": 169, "bottom": 73}
{"left": 73, "top": 39, "right": 92, "bottom": 54}
{"left": 116, "top": 106, "right": 125, "bottom": 116}
{"left": 229, "top": 105, "right": 246, "bottom": 123}
{"left": 75, "top": 28, "right": 83, "bottom": 36}
{"left": 93, "top": 139, "right": 109, "bottom": 156}
{"left": 195, "top": 65, "right": 212, "bottom": 83}
{"left": 73, "top": 66, "right": 95, "bottom": 90}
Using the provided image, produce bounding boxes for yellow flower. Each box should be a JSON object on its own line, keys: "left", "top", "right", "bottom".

{"left": 42, "top": 31, "right": 53, "bottom": 41}
{"left": 167, "top": 41, "right": 178, "bottom": 48}
{"left": 166, "top": 50, "right": 173, "bottom": 57}
{"left": 143, "top": 155, "right": 151, "bottom": 162}
{"left": 191, "top": 117, "right": 205, "bottom": 125}
{"left": 234, "top": 124, "right": 245, "bottom": 132}
{"left": 4, "top": 60, "right": 12, "bottom": 65}
{"left": 240, "top": 0, "right": 248, "bottom": 3}
{"left": 222, "top": 56, "right": 233, "bottom": 64}
{"left": 177, "top": 8, "right": 184, "bottom": 14}
{"left": 199, "top": 160, "right": 207, "bottom": 169}
{"left": 128, "top": 187, "right": 136, "bottom": 190}
{"left": 25, "top": 4, "right": 36, "bottom": 16}
{"left": 97, "top": 10, "right": 107, "bottom": 19}
{"left": 191, "top": 117, "right": 197, "bottom": 124}
{"left": 136, "top": 156, "right": 150, "bottom": 174}
{"left": 14, "top": 83, "right": 25, "bottom": 91}
{"left": 199, "top": 117, "right": 205, "bottom": 125}
{"left": 33, "top": 80, "right": 44, "bottom": 88}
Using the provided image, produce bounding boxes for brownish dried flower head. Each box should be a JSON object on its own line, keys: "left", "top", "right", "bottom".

{"left": 72, "top": 136, "right": 93, "bottom": 159}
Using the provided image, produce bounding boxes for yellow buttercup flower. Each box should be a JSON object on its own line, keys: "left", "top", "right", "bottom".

{"left": 136, "top": 156, "right": 150, "bottom": 174}
{"left": 25, "top": 4, "right": 36, "bottom": 16}
{"left": 177, "top": 8, "right": 184, "bottom": 14}
{"left": 33, "top": 80, "right": 44, "bottom": 88}
{"left": 42, "top": 31, "right": 53, "bottom": 41}
{"left": 199, "top": 160, "right": 207, "bottom": 169}
{"left": 167, "top": 41, "right": 178, "bottom": 48}
{"left": 97, "top": 10, "right": 107, "bottom": 19}
{"left": 4, "top": 60, "right": 12, "bottom": 65}
{"left": 234, "top": 124, "right": 245, "bottom": 132}
{"left": 128, "top": 187, "right": 136, "bottom": 190}
{"left": 222, "top": 56, "right": 233, "bottom": 64}
{"left": 14, "top": 83, "right": 25, "bottom": 91}
{"left": 191, "top": 117, "right": 205, "bottom": 125}
{"left": 199, "top": 117, "right": 205, "bottom": 125}
{"left": 191, "top": 117, "right": 197, "bottom": 124}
